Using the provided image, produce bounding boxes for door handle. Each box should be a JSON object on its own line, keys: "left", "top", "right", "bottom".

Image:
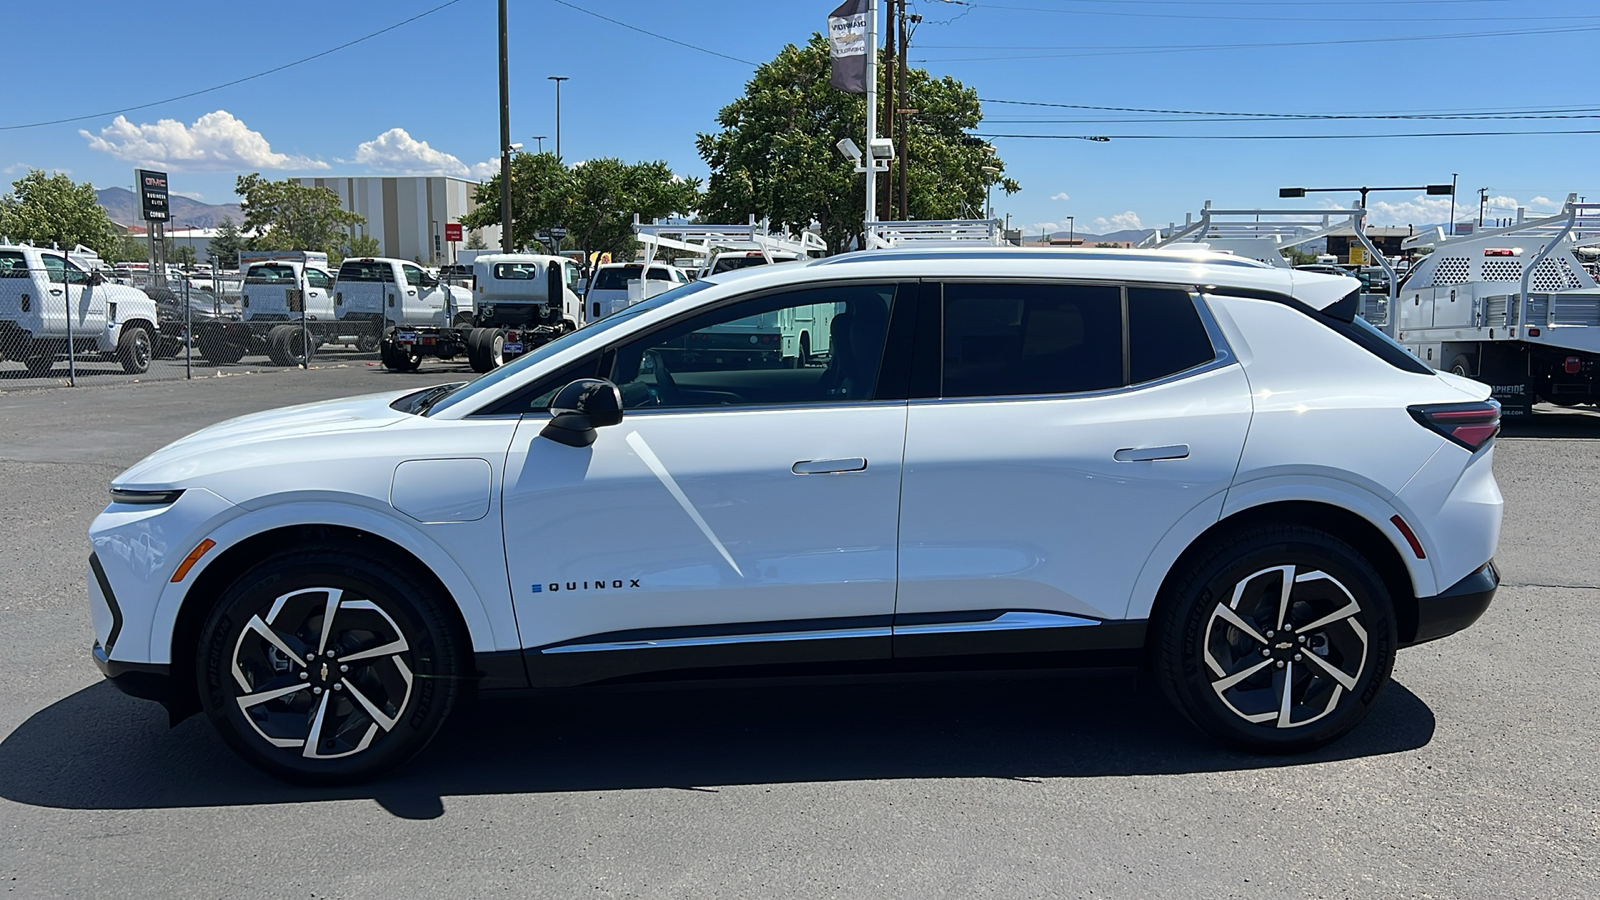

{"left": 49, "top": 288, "right": 63, "bottom": 296}
{"left": 792, "top": 457, "right": 867, "bottom": 475}
{"left": 1114, "top": 444, "right": 1189, "bottom": 462}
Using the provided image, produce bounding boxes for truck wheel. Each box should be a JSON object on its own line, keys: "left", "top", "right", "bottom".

{"left": 198, "top": 331, "right": 246, "bottom": 366}
{"left": 116, "top": 326, "right": 153, "bottom": 374}
{"left": 268, "top": 325, "right": 313, "bottom": 367}
{"left": 1153, "top": 525, "right": 1396, "bottom": 754}
{"left": 381, "top": 340, "right": 422, "bottom": 372}
{"left": 467, "top": 328, "right": 503, "bottom": 373}
{"left": 1446, "top": 354, "right": 1475, "bottom": 378}
{"left": 195, "top": 545, "right": 466, "bottom": 784}
{"left": 356, "top": 332, "right": 380, "bottom": 354}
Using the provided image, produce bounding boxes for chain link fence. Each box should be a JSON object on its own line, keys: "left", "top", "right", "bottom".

{"left": 1, "top": 249, "right": 387, "bottom": 387}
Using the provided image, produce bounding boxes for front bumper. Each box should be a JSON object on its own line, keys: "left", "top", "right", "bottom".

{"left": 92, "top": 642, "right": 172, "bottom": 708}
{"left": 1404, "top": 561, "right": 1498, "bottom": 647}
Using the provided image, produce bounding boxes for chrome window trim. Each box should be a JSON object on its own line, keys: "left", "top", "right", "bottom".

{"left": 921, "top": 281, "right": 1236, "bottom": 405}
{"left": 893, "top": 611, "right": 1101, "bottom": 635}
{"left": 542, "top": 625, "right": 891, "bottom": 654}
{"left": 610, "top": 398, "right": 910, "bottom": 419}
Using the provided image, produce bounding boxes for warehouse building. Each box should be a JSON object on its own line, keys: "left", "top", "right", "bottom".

{"left": 293, "top": 175, "right": 499, "bottom": 264}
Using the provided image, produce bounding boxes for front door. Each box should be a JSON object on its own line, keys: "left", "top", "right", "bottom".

{"left": 502, "top": 281, "right": 910, "bottom": 686}
{"left": 894, "top": 280, "right": 1253, "bottom": 659}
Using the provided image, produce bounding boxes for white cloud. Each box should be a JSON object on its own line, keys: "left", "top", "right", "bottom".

{"left": 1031, "top": 222, "right": 1062, "bottom": 234}
{"left": 1346, "top": 192, "right": 1566, "bottom": 227}
{"left": 173, "top": 190, "right": 206, "bottom": 201}
{"left": 3, "top": 163, "right": 32, "bottom": 175}
{"left": 81, "top": 110, "right": 327, "bottom": 172}
{"left": 352, "top": 128, "right": 500, "bottom": 179}
{"left": 1093, "top": 211, "right": 1142, "bottom": 232}
{"left": 1050, "top": 192, "right": 1070, "bottom": 201}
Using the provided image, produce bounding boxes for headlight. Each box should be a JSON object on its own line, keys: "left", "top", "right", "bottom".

{"left": 110, "top": 488, "right": 185, "bottom": 505}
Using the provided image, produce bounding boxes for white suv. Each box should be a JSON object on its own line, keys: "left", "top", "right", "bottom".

{"left": 87, "top": 248, "right": 1502, "bottom": 782}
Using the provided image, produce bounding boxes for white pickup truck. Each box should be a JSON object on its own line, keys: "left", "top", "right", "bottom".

{"left": 0, "top": 243, "right": 160, "bottom": 376}
{"left": 334, "top": 257, "right": 474, "bottom": 371}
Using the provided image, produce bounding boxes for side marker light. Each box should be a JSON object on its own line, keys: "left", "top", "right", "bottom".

{"left": 171, "top": 539, "right": 217, "bottom": 583}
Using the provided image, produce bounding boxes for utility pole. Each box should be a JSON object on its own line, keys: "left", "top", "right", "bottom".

{"left": 863, "top": 0, "right": 879, "bottom": 239}
{"left": 497, "top": 0, "right": 512, "bottom": 252}
{"left": 1478, "top": 187, "right": 1491, "bottom": 228}
{"left": 882, "top": 0, "right": 896, "bottom": 222}
{"left": 1449, "top": 172, "right": 1458, "bottom": 237}
{"left": 549, "top": 76, "right": 570, "bottom": 160}
{"left": 898, "top": 6, "right": 913, "bottom": 220}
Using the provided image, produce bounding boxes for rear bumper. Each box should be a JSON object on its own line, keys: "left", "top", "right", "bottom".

{"left": 92, "top": 642, "right": 172, "bottom": 708}
{"left": 1404, "top": 561, "right": 1498, "bottom": 647}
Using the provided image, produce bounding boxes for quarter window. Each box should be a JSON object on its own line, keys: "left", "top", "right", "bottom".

{"left": 608, "top": 283, "right": 897, "bottom": 410}
{"left": 1128, "top": 286, "right": 1217, "bottom": 384}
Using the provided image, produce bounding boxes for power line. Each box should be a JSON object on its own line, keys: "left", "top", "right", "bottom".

{"left": 0, "top": 0, "right": 466, "bottom": 132}
{"left": 980, "top": 97, "right": 1600, "bottom": 120}
{"left": 960, "top": 2, "right": 1594, "bottom": 23}
{"left": 916, "top": 23, "right": 1600, "bottom": 61}
{"left": 548, "top": 0, "right": 757, "bottom": 66}
{"left": 985, "top": 113, "right": 1600, "bottom": 123}
{"left": 956, "top": 0, "right": 1518, "bottom": 5}
{"left": 975, "top": 129, "right": 1600, "bottom": 140}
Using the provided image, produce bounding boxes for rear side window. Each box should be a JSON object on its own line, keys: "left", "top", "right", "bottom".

{"left": 942, "top": 283, "right": 1123, "bottom": 397}
{"left": 939, "top": 282, "right": 1222, "bottom": 399}
{"left": 338, "top": 261, "right": 390, "bottom": 282}
{"left": 0, "top": 251, "right": 26, "bottom": 278}
{"left": 1128, "top": 287, "right": 1217, "bottom": 384}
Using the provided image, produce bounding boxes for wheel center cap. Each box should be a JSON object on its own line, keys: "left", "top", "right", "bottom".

{"left": 1269, "top": 638, "right": 1298, "bottom": 660}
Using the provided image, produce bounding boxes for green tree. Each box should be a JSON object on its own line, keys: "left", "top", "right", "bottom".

{"left": 0, "top": 169, "right": 121, "bottom": 258}
{"left": 462, "top": 152, "right": 699, "bottom": 267}
{"left": 696, "top": 34, "right": 1018, "bottom": 253}
{"left": 207, "top": 216, "right": 250, "bottom": 268}
{"left": 344, "top": 233, "right": 381, "bottom": 259}
{"left": 171, "top": 244, "right": 197, "bottom": 268}
{"left": 109, "top": 233, "right": 148, "bottom": 264}
{"left": 465, "top": 230, "right": 486, "bottom": 250}
{"left": 235, "top": 173, "right": 365, "bottom": 256}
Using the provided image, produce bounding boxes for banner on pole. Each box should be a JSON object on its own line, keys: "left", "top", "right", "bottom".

{"left": 828, "top": 0, "right": 870, "bottom": 93}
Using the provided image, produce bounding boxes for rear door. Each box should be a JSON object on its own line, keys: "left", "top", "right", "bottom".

{"left": 893, "top": 280, "right": 1253, "bottom": 659}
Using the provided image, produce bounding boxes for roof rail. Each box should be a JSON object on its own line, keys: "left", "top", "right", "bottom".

{"left": 865, "top": 219, "right": 1006, "bottom": 249}
{"left": 1402, "top": 193, "right": 1600, "bottom": 250}
{"left": 633, "top": 215, "right": 827, "bottom": 261}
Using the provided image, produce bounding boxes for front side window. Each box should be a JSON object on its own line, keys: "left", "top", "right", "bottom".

{"left": 609, "top": 283, "right": 897, "bottom": 410}
{"left": 402, "top": 264, "right": 425, "bottom": 286}
{"left": 305, "top": 268, "right": 333, "bottom": 290}
{"left": 40, "top": 255, "right": 67, "bottom": 285}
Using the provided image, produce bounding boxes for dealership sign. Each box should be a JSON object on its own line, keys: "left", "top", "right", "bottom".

{"left": 445, "top": 222, "right": 463, "bottom": 242}
{"left": 137, "top": 169, "right": 169, "bottom": 222}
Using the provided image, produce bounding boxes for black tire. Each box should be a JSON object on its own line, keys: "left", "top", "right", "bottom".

{"left": 198, "top": 329, "right": 246, "bottom": 366}
{"left": 356, "top": 331, "right": 380, "bottom": 354}
{"left": 195, "top": 546, "right": 466, "bottom": 784}
{"left": 116, "top": 325, "right": 152, "bottom": 374}
{"left": 23, "top": 354, "right": 54, "bottom": 377}
{"left": 1446, "top": 354, "right": 1475, "bottom": 378}
{"left": 1153, "top": 525, "right": 1396, "bottom": 753}
{"left": 381, "top": 339, "right": 422, "bottom": 372}
{"left": 266, "top": 325, "right": 312, "bottom": 367}
{"left": 468, "top": 328, "right": 503, "bottom": 374}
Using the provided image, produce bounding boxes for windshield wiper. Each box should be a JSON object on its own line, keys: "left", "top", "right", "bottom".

{"left": 407, "top": 382, "right": 467, "bottom": 416}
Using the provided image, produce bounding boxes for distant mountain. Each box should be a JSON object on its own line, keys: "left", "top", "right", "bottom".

{"left": 96, "top": 187, "right": 243, "bottom": 229}
{"left": 1035, "top": 228, "right": 1156, "bottom": 244}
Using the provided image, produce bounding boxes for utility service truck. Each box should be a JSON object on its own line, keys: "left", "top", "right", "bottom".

{"left": 1396, "top": 194, "right": 1600, "bottom": 414}
{"left": 332, "top": 257, "right": 475, "bottom": 371}
{"left": 0, "top": 242, "right": 160, "bottom": 376}
{"left": 456, "top": 253, "right": 585, "bottom": 372}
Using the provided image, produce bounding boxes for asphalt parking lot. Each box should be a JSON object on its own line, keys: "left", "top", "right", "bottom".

{"left": 0, "top": 369, "right": 1597, "bottom": 898}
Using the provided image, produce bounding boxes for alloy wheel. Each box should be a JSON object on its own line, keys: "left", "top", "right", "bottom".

{"left": 1202, "top": 564, "right": 1369, "bottom": 729}
{"left": 229, "top": 586, "right": 414, "bottom": 759}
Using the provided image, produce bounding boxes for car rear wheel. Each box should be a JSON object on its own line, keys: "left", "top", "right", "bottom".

{"left": 1154, "top": 525, "right": 1396, "bottom": 753}
{"left": 117, "top": 325, "right": 152, "bottom": 374}
{"left": 196, "top": 547, "right": 465, "bottom": 784}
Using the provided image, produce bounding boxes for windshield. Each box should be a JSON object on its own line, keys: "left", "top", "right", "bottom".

{"left": 423, "top": 279, "right": 716, "bottom": 416}
{"left": 711, "top": 255, "right": 770, "bottom": 274}
{"left": 591, "top": 265, "right": 671, "bottom": 290}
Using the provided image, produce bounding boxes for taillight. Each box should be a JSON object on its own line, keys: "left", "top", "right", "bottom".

{"left": 1409, "top": 401, "right": 1500, "bottom": 452}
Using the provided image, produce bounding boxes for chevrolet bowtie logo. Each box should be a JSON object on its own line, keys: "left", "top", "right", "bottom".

{"left": 320, "top": 663, "right": 329, "bottom": 680}
{"left": 1275, "top": 642, "right": 1293, "bottom": 650}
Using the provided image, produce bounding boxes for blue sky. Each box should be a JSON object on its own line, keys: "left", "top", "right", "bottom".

{"left": 6, "top": 0, "right": 1600, "bottom": 238}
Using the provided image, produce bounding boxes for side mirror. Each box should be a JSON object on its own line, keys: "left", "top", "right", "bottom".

{"left": 90, "top": 271, "right": 105, "bottom": 286}
{"left": 540, "top": 378, "right": 624, "bottom": 447}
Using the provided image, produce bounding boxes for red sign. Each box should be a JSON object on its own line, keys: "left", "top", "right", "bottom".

{"left": 445, "top": 223, "right": 463, "bottom": 242}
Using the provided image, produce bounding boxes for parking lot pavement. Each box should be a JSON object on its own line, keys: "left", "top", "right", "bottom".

{"left": 0, "top": 378, "right": 1597, "bottom": 898}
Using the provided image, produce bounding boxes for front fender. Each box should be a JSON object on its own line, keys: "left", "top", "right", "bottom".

{"left": 151, "top": 498, "right": 517, "bottom": 664}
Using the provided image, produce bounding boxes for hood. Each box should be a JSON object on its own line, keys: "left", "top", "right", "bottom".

{"left": 115, "top": 388, "right": 423, "bottom": 489}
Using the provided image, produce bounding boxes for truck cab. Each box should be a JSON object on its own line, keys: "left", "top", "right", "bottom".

{"left": 335, "top": 257, "right": 474, "bottom": 330}
{"left": 587, "top": 262, "right": 689, "bottom": 320}
{"left": 472, "top": 253, "right": 584, "bottom": 329}
{"left": 241, "top": 260, "right": 336, "bottom": 324}
{"left": 0, "top": 243, "right": 160, "bottom": 376}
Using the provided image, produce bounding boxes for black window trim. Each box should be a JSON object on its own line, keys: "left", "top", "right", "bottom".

{"left": 1201, "top": 284, "right": 1432, "bottom": 375}
{"left": 913, "top": 277, "right": 1236, "bottom": 405}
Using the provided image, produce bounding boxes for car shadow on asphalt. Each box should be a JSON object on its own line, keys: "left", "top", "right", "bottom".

{"left": 0, "top": 672, "right": 1435, "bottom": 820}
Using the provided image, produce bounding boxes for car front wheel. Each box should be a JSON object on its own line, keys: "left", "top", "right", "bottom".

{"left": 1154, "top": 525, "right": 1396, "bottom": 753}
{"left": 196, "top": 546, "right": 465, "bottom": 783}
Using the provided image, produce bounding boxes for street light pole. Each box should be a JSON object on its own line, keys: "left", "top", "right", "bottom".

{"left": 497, "top": 0, "right": 512, "bottom": 252}
{"left": 548, "top": 76, "right": 569, "bottom": 160}
{"left": 1067, "top": 215, "right": 1074, "bottom": 245}
{"left": 863, "top": 0, "right": 879, "bottom": 239}
{"left": 1478, "top": 187, "right": 1492, "bottom": 228}
{"left": 1449, "top": 173, "right": 1459, "bottom": 237}
{"left": 531, "top": 135, "right": 546, "bottom": 154}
